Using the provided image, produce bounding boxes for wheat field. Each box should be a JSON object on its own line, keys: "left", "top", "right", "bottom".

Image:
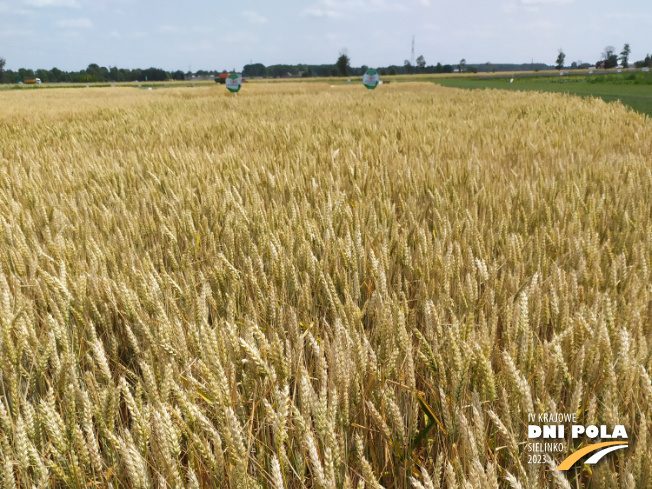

{"left": 0, "top": 82, "right": 650, "bottom": 488}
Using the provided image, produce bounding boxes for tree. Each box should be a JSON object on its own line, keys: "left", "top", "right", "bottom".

{"left": 416, "top": 55, "right": 426, "bottom": 71}
{"left": 602, "top": 46, "right": 618, "bottom": 69}
{"left": 0, "top": 57, "right": 5, "bottom": 83}
{"left": 36, "top": 69, "right": 50, "bottom": 83}
{"left": 109, "top": 66, "right": 121, "bottom": 81}
{"left": 336, "top": 50, "right": 350, "bottom": 76}
{"left": 50, "top": 67, "right": 64, "bottom": 82}
{"left": 18, "top": 68, "right": 35, "bottom": 81}
{"left": 243, "top": 63, "right": 266, "bottom": 77}
{"left": 142, "top": 68, "right": 168, "bottom": 82}
{"left": 555, "top": 49, "right": 565, "bottom": 70}
{"left": 404, "top": 59, "right": 413, "bottom": 74}
{"left": 620, "top": 43, "right": 631, "bottom": 68}
{"left": 458, "top": 59, "right": 466, "bottom": 73}
{"left": 389, "top": 66, "right": 398, "bottom": 76}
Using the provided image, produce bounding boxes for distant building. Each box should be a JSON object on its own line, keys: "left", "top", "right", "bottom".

{"left": 191, "top": 74, "right": 216, "bottom": 81}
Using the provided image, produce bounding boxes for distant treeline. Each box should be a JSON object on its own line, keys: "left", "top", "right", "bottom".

{"left": 243, "top": 62, "right": 557, "bottom": 77}
{"left": 2, "top": 57, "right": 650, "bottom": 85}
{"left": 243, "top": 58, "right": 650, "bottom": 77}
{"left": 471, "top": 63, "right": 554, "bottom": 72}
{"left": 634, "top": 54, "right": 652, "bottom": 68}
{"left": 2, "top": 62, "right": 560, "bottom": 84}
{"left": 0, "top": 64, "right": 186, "bottom": 83}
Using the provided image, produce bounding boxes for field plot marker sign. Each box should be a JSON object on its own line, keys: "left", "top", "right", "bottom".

{"left": 226, "top": 73, "right": 242, "bottom": 93}
{"left": 363, "top": 69, "right": 380, "bottom": 90}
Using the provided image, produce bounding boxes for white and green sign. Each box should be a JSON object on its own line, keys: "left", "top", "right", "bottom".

{"left": 226, "top": 73, "right": 242, "bottom": 93}
{"left": 363, "top": 69, "right": 380, "bottom": 89}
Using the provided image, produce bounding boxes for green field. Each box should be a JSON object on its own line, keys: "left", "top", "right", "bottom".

{"left": 431, "top": 72, "right": 652, "bottom": 118}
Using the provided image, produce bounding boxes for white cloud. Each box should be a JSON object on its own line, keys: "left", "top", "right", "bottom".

{"left": 603, "top": 12, "right": 651, "bottom": 21}
{"left": 514, "top": 19, "right": 560, "bottom": 31}
{"left": 178, "top": 40, "right": 218, "bottom": 53}
{"left": 242, "top": 10, "right": 268, "bottom": 24}
{"left": 521, "top": 0, "right": 573, "bottom": 4}
{"left": 1, "top": 2, "right": 35, "bottom": 14}
{"left": 325, "top": 32, "right": 342, "bottom": 41}
{"left": 221, "top": 31, "right": 259, "bottom": 44}
{"left": 0, "top": 27, "right": 36, "bottom": 37}
{"left": 502, "top": 2, "right": 539, "bottom": 13}
{"left": 303, "top": 0, "right": 408, "bottom": 19}
{"left": 303, "top": 8, "right": 342, "bottom": 18}
{"left": 25, "top": 0, "right": 79, "bottom": 7}
{"left": 56, "top": 17, "right": 93, "bottom": 28}
{"left": 110, "top": 30, "right": 146, "bottom": 39}
{"left": 159, "top": 25, "right": 183, "bottom": 33}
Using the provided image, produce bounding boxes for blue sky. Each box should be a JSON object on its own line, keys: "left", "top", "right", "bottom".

{"left": 0, "top": 0, "right": 650, "bottom": 71}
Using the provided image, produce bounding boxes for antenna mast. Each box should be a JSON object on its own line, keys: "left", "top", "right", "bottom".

{"left": 411, "top": 35, "right": 415, "bottom": 66}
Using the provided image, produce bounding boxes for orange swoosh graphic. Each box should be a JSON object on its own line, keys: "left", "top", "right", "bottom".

{"left": 556, "top": 441, "right": 628, "bottom": 470}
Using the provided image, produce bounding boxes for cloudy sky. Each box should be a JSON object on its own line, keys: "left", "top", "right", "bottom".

{"left": 0, "top": 0, "right": 650, "bottom": 71}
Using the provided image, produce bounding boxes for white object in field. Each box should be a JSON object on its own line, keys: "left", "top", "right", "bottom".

{"left": 148, "top": 87, "right": 152, "bottom": 91}
{"left": 86, "top": 84, "right": 89, "bottom": 88}
{"left": 347, "top": 78, "right": 351, "bottom": 82}
{"left": 378, "top": 80, "right": 383, "bottom": 85}
{"left": 510, "top": 78, "right": 514, "bottom": 83}
{"left": 362, "top": 69, "right": 380, "bottom": 89}
{"left": 226, "top": 73, "right": 242, "bottom": 93}
{"left": 643, "top": 67, "right": 650, "bottom": 72}
{"left": 138, "top": 84, "right": 142, "bottom": 87}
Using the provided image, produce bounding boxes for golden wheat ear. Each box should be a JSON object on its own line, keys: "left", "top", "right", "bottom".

{"left": 0, "top": 80, "right": 649, "bottom": 488}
